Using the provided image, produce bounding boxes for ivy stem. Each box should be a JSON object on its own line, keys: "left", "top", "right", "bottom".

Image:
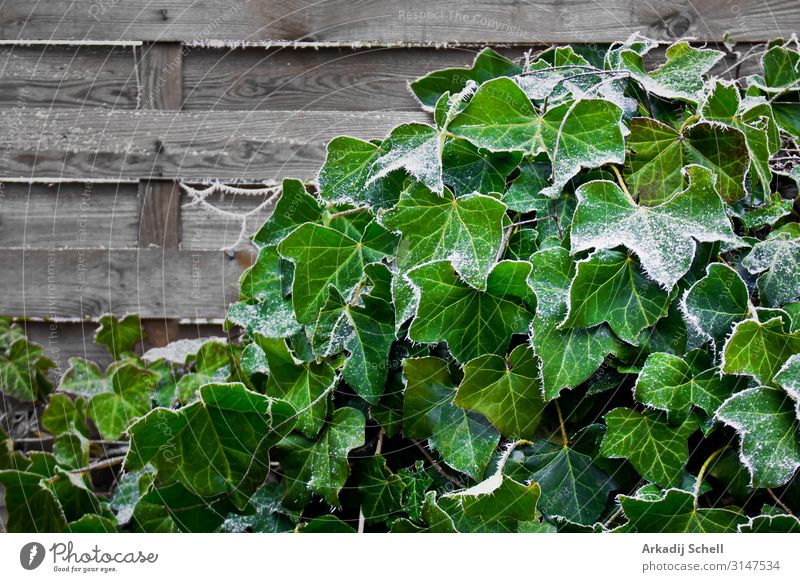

{"left": 326, "top": 207, "right": 365, "bottom": 221}
{"left": 693, "top": 446, "right": 727, "bottom": 509}
{"left": 679, "top": 114, "right": 700, "bottom": 135}
{"left": 766, "top": 488, "right": 794, "bottom": 515}
{"left": 413, "top": 440, "right": 466, "bottom": 489}
{"left": 610, "top": 165, "right": 633, "bottom": 201}
{"left": 69, "top": 455, "right": 126, "bottom": 475}
{"left": 554, "top": 401, "right": 569, "bottom": 448}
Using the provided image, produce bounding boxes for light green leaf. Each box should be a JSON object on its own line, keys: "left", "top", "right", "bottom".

{"left": 722, "top": 316, "right": 800, "bottom": 385}
{"left": 775, "top": 354, "right": 800, "bottom": 419}
{"left": 369, "top": 123, "right": 443, "bottom": 194}
{"left": 618, "top": 488, "right": 746, "bottom": 532}
{"left": 741, "top": 193, "right": 794, "bottom": 230}
{"left": 0, "top": 337, "right": 47, "bottom": 401}
{"left": 252, "top": 179, "right": 322, "bottom": 246}
{"left": 716, "top": 386, "right": 800, "bottom": 488}
{"left": 95, "top": 314, "right": 143, "bottom": 359}
{"left": 358, "top": 455, "right": 406, "bottom": 524}
{"left": 407, "top": 260, "right": 535, "bottom": 362}
{"left": 571, "top": 165, "right": 742, "bottom": 289}
{"left": 742, "top": 223, "right": 800, "bottom": 307}
{"left": 85, "top": 362, "right": 158, "bottom": 440}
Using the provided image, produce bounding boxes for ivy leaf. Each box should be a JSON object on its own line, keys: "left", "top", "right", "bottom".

{"left": 126, "top": 383, "right": 297, "bottom": 508}
{"left": 317, "top": 137, "right": 403, "bottom": 210}
{"left": 528, "top": 247, "right": 619, "bottom": 399}
{"left": 635, "top": 350, "right": 746, "bottom": 419}
{"left": 449, "top": 77, "right": 625, "bottom": 197}
{"left": 381, "top": 182, "right": 509, "bottom": 289}
{"left": 742, "top": 223, "right": 800, "bottom": 307}
{"left": 253, "top": 179, "right": 322, "bottom": 246}
{"left": 600, "top": 408, "right": 696, "bottom": 487}
{"left": 722, "top": 316, "right": 800, "bottom": 385}
{"left": 571, "top": 165, "right": 742, "bottom": 289}
{"left": 278, "top": 407, "right": 365, "bottom": 508}
{"left": 402, "top": 357, "right": 499, "bottom": 480}
{"left": 369, "top": 123, "right": 444, "bottom": 194}
{"left": 398, "top": 461, "right": 433, "bottom": 521}
{"left": 741, "top": 193, "right": 794, "bottom": 230}
{"left": 618, "top": 488, "right": 746, "bottom": 533}
{"left": 258, "top": 336, "right": 334, "bottom": 438}
{"left": 358, "top": 455, "right": 406, "bottom": 524}
{"left": 0, "top": 470, "right": 67, "bottom": 532}
{"left": 95, "top": 314, "right": 143, "bottom": 359}
{"left": 42, "top": 394, "right": 89, "bottom": 437}
{"left": 446, "top": 467, "right": 540, "bottom": 524}
{"left": 716, "top": 386, "right": 800, "bottom": 488}
{"left": 0, "top": 337, "right": 48, "bottom": 401}
{"left": 442, "top": 138, "right": 521, "bottom": 197}
{"left": 563, "top": 249, "right": 671, "bottom": 345}
{"left": 219, "top": 482, "right": 298, "bottom": 533}
{"left": 504, "top": 154, "right": 552, "bottom": 213}
{"left": 87, "top": 361, "right": 159, "bottom": 440}
{"left": 681, "top": 263, "right": 751, "bottom": 350}
{"left": 510, "top": 441, "right": 614, "bottom": 526}
{"left": 278, "top": 220, "right": 398, "bottom": 324}
{"left": 624, "top": 118, "right": 750, "bottom": 204}
{"left": 406, "top": 260, "right": 535, "bottom": 362}
{"left": 775, "top": 354, "right": 800, "bottom": 419}
{"left": 739, "top": 514, "right": 800, "bottom": 533}
{"left": 454, "top": 344, "right": 546, "bottom": 438}
{"left": 410, "top": 48, "right": 522, "bottom": 110}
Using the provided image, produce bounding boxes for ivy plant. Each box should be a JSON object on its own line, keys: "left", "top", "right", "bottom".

{"left": 2, "top": 35, "right": 800, "bottom": 533}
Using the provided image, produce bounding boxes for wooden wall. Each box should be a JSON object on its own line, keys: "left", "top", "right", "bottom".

{"left": 0, "top": 0, "right": 797, "bottom": 364}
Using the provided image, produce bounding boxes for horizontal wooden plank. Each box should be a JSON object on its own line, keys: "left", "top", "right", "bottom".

{"left": 181, "top": 189, "right": 274, "bottom": 250}
{"left": 0, "top": 0, "right": 795, "bottom": 43}
{"left": 0, "top": 109, "right": 424, "bottom": 181}
{"left": 182, "top": 44, "right": 760, "bottom": 112}
{"left": 0, "top": 182, "right": 139, "bottom": 248}
{"left": 23, "top": 320, "right": 230, "bottom": 369}
{"left": 0, "top": 249, "right": 249, "bottom": 319}
{"left": 0, "top": 45, "right": 138, "bottom": 109}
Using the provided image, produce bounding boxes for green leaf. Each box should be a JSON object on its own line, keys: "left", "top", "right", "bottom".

{"left": 775, "top": 354, "right": 800, "bottom": 419}
{"left": 600, "top": 408, "right": 696, "bottom": 487}
{"left": 510, "top": 441, "right": 614, "bottom": 526}
{"left": 742, "top": 224, "right": 800, "bottom": 307}
{"left": 446, "top": 467, "right": 540, "bottom": 524}
{"left": 739, "top": 514, "right": 800, "bottom": 533}
{"left": 503, "top": 154, "right": 552, "bottom": 213}
{"left": 252, "top": 179, "right": 322, "bottom": 246}
{"left": 278, "top": 407, "right": 365, "bottom": 508}
{"left": 572, "top": 165, "right": 742, "bottom": 289}
{"left": 681, "top": 263, "right": 751, "bottom": 350}
{"left": 528, "top": 247, "right": 619, "bottom": 399}
{"left": 381, "top": 182, "right": 509, "bottom": 289}
{"left": 126, "top": 382, "right": 297, "bottom": 507}
{"left": 410, "top": 48, "right": 522, "bottom": 109}
{"left": 722, "top": 316, "right": 800, "bottom": 385}
{"left": 358, "top": 455, "right": 406, "bottom": 524}
{"left": 563, "top": 249, "right": 671, "bottom": 345}
{"left": 398, "top": 461, "right": 433, "bottom": 521}
{"left": 449, "top": 77, "right": 625, "bottom": 197}
{"left": 402, "top": 356, "right": 499, "bottom": 480}
{"left": 741, "top": 193, "right": 794, "bottom": 230}
{"left": 635, "top": 350, "right": 746, "bottom": 419}
{"left": 370, "top": 123, "right": 443, "bottom": 194}
{"left": 716, "top": 386, "right": 800, "bottom": 488}
{"left": 407, "top": 260, "right": 535, "bottom": 362}
{"left": 454, "top": 344, "right": 546, "bottom": 438}
{"left": 0, "top": 337, "right": 46, "bottom": 401}
{"left": 442, "top": 138, "right": 521, "bottom": 196}
{"left": 0, "top": 471, "right": 67, "bottom": 532}
{"left": 278, "top": 220, "right": 398, "bottom": 324}
{"left": 258, "top": 337, "right": 333, "bottom": 438}
{"left": 58, "top": 358, "right": 112, "bottom": 397}
{"left": 297, "top": 515, "right": 357, "bottom": 533}
{"left": 624, "top": 118, "right": 750, "bottom": 204}
{"left": 219, "top": 482, "right": 298, "bottom": 533}
{"left": 95, "top": 314, "right": 143, "bottom": 359}
{"left": 618, "top": 488, "right": 746, "bottom": 532}
{"left": 87, "top": 361, "right": 159, "bottom": 440}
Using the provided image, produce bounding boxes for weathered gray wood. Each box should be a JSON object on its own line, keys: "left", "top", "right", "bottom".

{"left": 0, "top": 249, "right": 247, "bottom": 319}
{"left": 181, "top": 190, "right": 274, "bottom": 250}
{"left": 138, "top": 180, "right": 182, "bottom": 248}
{"left": 0, "top": 109, "right": 425, "bottom": 181}
{"left": 0, "top": 0, "right": 795, "bottom": 43}
{"left": 0, "top": 182, "right": 139, "bottom": 248}
{"left": 0, "top": 45, "right": 138, "bottom": 109}
{"left": 139, "top": 42, "right": 183, "bottom": 110}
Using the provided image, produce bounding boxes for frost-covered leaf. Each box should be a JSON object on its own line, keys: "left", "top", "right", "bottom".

{"left": 278, "top": 220, "right": 398, "bottom": 323}
{"left": 571, "top": 165, "right": 742, "bottom": 289}
{"left": 503, "top": 154, "right": 552, "bottom": 213}
{"left": 742, "top": 223, "right": 800, "bottom": 307}
{"left": 369, "top": 123, "right": 444, "bottom": 194}
{"left": 402, "top": 356, "right": 500, "bottom": 480}
{"left": 722, "top": 316, "right": 800, "bottom": 385}
{"left": 442, "top": 138, "right": 521, "bottom": 197}
{"left": 600, "top": 408, "right": 696, "bottom": 487}
{"left": 380, "top": 182, "right": 508, "bottom": 289}
{"left": 563, "top": 249, "right": 671, "bottom": 345}
{"left": 410, "top": 48, "right": 522, "bottom": 110}
{"left": 406, "top": 260, "right": 535, "bottom": 362}
{"left": 681, "top": 263, "right": 751, "bottom": 350}
{"left": 219, "top": 482, "right": 298, "bottom": 533}
{"left": 618, "top": 488, "right": 746, "bottom": 533}
{"left": 775, "top": 354, "right": 800, "bottom": 419}
{"left": 0, "top": 337, "right": 48, "bottom": 401}
{"left": 449, "top": 77, "right": 625, "bottom": 197}
{"left": 635, "top": 350, "right": 746, "bottom": 419}
{"left": 253, "top": 179, "right": 322, "bottom": 246}
{"left": 446, "top": 464, "right": 540, "bottom": 524}
{"left": 278, "top": 407, "right": 365, "bottom": 508}
{"left": 624, "top": 117, "right": 749, "bottom": 204}
{"left": 716, "top": 386, "right": 800, "bottom": 488}
{"left": 95, "top": 314, "right": 143, "bottom": 359}
{"left": 126, "top": 383, "right": 297, "bottom": 508}
{"left": 455, "top": 344, "right": 546, "bottom": 438}
{"left": 528, "top": 247, "right": 619, "bottom": 399}
{"left": 739, "top": 514, "right": 800, "bottom": 533}
{"left": 741, "top": 193, "right": 794, "bottom": 230}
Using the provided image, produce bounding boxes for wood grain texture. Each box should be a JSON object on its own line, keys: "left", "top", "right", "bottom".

{"left": 181, "top": 190, "right": 274, "bottom": 250}
{"left": 0, "top": 109, "right": 425, "bottom": 181}
{"left": 0, "top": 249, "right": 247, "bottom": 319}
{"left": 0, "top": 46, "right": 138, "bottom": 109}
{"left": 0, "top": 0, "right": 796, "bottom": 43}
{"left": 0, "top": 182, "right": 139, "bottom": 249}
